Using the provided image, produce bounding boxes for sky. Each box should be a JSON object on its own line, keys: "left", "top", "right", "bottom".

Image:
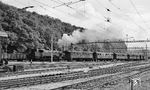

{"left": 1, "top": 0, "right": 150, "bottom": 47}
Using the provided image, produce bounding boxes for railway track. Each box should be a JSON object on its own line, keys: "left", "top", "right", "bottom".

{"left": 54, "top": 64, "right": 150, "bottom": 90}
{"left": 0, "top": 61, "right": 144, "bottom": 78}
{"left": 0, "top": 62, "right": 149, "bottom": 89}
{"left": 0, "top": 62, "right": 108, "bottom": 77}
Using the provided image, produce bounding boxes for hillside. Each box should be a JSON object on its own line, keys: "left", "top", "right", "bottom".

{"left": 0, "top": 1, "right": 84, "bottom": 53}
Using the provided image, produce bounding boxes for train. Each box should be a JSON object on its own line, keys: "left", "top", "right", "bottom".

{"left": 0, "top": 49, "right": 145, "bottom": 62}
{"left": 0, "top": 49, "right": 144, "bottom": 72}
{"left": 62, "top": 50, "right": 145, "bottom": 61}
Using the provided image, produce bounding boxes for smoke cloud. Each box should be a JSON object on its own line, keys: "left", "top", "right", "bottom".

{"left": 58, "top": 23, "right": 123, "bottom": 47}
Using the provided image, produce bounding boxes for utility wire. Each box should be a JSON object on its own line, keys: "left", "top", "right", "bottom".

{"left": 35, "top": 4, "right": 47, "bottom": 10}
{"left": 107, "top": 0, "right": 148, "bottom": 31}
{"left": 108, "top": 0, "right": 121, "bottom": 10}
{"left": 13, "top": 0, "right": 46, "bottom": 11}
{"left": 52, "top": 0, "right": 83, "bottom": 8}
{"left": 129, "top": 0, "right": 150, "bottom": 30}
{"left": 108, "top": 0, "right": 129, "bottom": 16}
{"left": 34, "top": 0, "right": 87, "bottom": 19}
{"left": 33, "top": 0, "right": 55, "bottom": 9}
{"left": 109, "top": 0, "right": 149, "bottom": 32}
{"left": 51, "top": 0, "right": 62, "bottom": 4}
{"left": 51, "top": 0, "right": 86, "bottom": 17}
{"left": 31, "top": 0, "right": 59, "bottom": 16}
{"left": 96, "top": 0, "right": 147, "bottom": 32}
{"left": 53, "top": 0, "right": 74, "bottom": 9}
{"left": 54, "top": 0, "right": 81, "bottom": 11}
{"left": 32, "top": 0, "right": 74, "bottom": 17}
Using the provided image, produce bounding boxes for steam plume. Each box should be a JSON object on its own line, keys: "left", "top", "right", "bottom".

{"left": 58, "top": 23, "right": 123, "bottom": 47}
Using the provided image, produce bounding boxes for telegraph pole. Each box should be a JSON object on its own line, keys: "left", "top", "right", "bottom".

{"left": 126, "top": 34, "right": 128, "bottom": 49}
{"left": 51, "top": 34, "right": 53, "bottom": 62}
{"left": 145, "top": 39, "right": 148, "bottom": 60}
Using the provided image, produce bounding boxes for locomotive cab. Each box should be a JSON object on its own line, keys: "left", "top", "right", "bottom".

{"left": 26, "top": 48, "right": 37, "bottom": 62}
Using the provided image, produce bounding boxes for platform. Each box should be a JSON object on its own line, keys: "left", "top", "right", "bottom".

{"left": 0, "top": 63, "right": 125, "bottom": 81}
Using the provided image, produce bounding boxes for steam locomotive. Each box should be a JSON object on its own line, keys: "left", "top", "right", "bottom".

{"left": 1, "top": 49, "right": 60, "bottom": 62}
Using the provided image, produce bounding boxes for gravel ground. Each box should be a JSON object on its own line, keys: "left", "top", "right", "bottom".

{"left": 7, "top": 61, "right": 124, "bottom": 70}
{"left": 96, "top": 71, "right": 150, "bottom": 90}
{"left": 3, "top": 61, "right": 148, "bottom": 90}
